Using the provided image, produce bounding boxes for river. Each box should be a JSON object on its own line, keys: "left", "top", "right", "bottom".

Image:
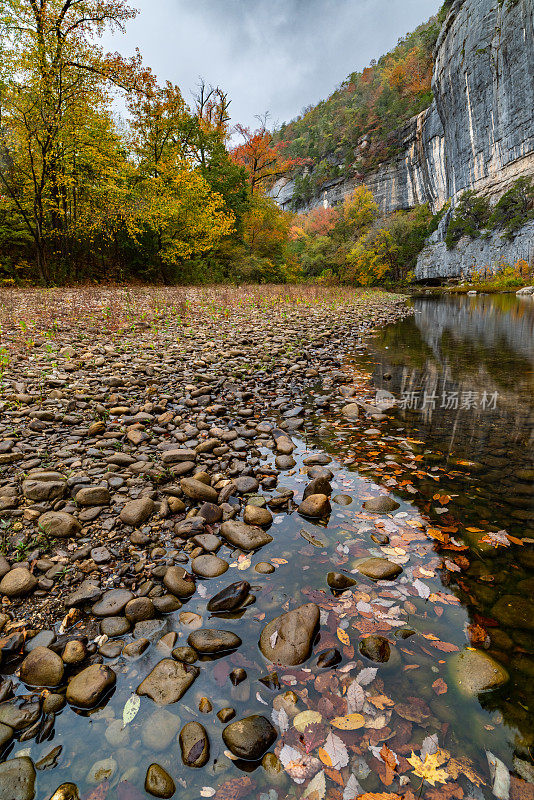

{"left": 2, "top": 292, "right": 533, "bottom": 800}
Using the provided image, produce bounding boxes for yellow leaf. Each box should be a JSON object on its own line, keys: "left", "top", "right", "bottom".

{"left": 337, "top": 628, "right": 350, "bottom": 646}
{"left": 294, "top": 710, "right": 323, "bottom": 732}
{"left": 330, "top": 713, "right": 365, "bottom": 730}
{"left": 407, "top": 751, "right": 450, "bottom": 786}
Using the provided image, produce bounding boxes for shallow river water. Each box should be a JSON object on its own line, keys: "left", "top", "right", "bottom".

{"left": 3, "top": 293, "right": 534, "bottom": 800}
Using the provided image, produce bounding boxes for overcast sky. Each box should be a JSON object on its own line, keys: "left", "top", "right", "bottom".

{"left": 102, "top": 0, "right": 441, "bottom": 131}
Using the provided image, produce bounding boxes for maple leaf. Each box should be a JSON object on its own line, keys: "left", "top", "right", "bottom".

{"left": 408, "top": 751, "right": 450, "bottom": 786}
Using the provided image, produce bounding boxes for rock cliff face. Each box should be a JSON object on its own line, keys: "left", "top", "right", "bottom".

{"left": 273, "top": 0, "right": 534, "bottom": 279}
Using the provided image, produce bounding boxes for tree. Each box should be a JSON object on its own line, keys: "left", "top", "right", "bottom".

{"left": 126, "top": 73, "right": 235, "bottom": 282}
{"left": 231, "top": 118, "right": 300, "bottom": 195}
{"left": 0, "top": 0, "right": 139, "bottom": 282}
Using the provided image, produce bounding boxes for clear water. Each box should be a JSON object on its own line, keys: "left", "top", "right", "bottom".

{"left": 2, "top": 293, "right": 533, "bottom": 800}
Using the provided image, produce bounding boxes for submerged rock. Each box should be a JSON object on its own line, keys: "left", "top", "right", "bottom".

{"left": 222, "top": 715, "right": 277, "bottom": 760}
{"left": 259, "top": 603, "right": 319, "bottom": 665}
{"left": 491, "top": 595, "right": 534, "bottom": 631}
{"left": 359, "top": 635, "right": 391, "bottom": 662}
{"left": 450, "top": 649, "right": 509, "bottom": 695}
{"left": 136, "top": 659, "right": 199, "bottom": 705}
{"left": 362, "top": 496, "right": 400, "bottom": 513}
{"left": 356, "top": 557, "right": 402, "bottom": 580}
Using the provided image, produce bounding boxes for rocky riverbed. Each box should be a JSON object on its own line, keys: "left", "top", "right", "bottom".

{"left": 0, "top": 286, "right": 532, "bottom": 800}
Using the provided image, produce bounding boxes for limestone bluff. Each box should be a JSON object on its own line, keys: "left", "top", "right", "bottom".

{"left": 271, "top": 0, "right": 534, "bottom": 279}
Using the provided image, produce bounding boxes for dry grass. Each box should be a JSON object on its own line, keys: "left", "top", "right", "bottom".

{"left": 0, "top": 283, "right": 401, "bottom": 337}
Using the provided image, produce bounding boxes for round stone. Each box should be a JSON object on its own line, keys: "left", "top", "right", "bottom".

{"left": 362, "top": 496, "right": 400, "bottom": 513}
{"left": 222, "top": 715, "right": 277, "bottom": 761}
{"left": 191, "top": 554, "right": 228, "bottom": 578}
{"left": 0, "top": 757, "right": 36, "bottom": 800}
{"left": 207, "top": 581, "right": 250, "bottom": 613}
{"left": 145, "top": 764, "right": 175, "bottom": 799}
{"left": 19, "top": 646, "right": 64, "bottom": 687}
{"left": 356, "top": 558, "right": 402, "bottom": 580}
{"left": 450, "top": 649, "right": 509, "bottom": 695}
{"left": 125, "top": 597, "right": 156, "bottom": 622}
{"left": 244, "top": 505, "right": 273, "bottom": 526}
{"left": 92, "top": 589, "right": 134, "bottom": 617}
{"left": 38, "top": 511, "right": 80, "bottom": 538}
{"left": 359, "top": 635, "right": 391, "bottom": 662}
{"left": 120, "top": 497, "right": 155, "bottom": 526}
{"left": 179, "top": 721, "right": 210, "bottom": 767}
{"left": 163, "top": 567, "right": 196, "bottom": 597}
{"left": 66, "top": 664, "right": 116, "bottom": 708}
{"left": 0, "top": 568, "right": 37, "bottom": 598}
{"left": 327, "top": 572, "right": 357, "bottom": 591}
{"left": 255, "top": 562, "right": 275, "bottom": 574}
{"left": 298, "top": 494, "right": 331, "bottom": 518}
{"left": 187, "top": 629, "right": 241, "bottom": 654}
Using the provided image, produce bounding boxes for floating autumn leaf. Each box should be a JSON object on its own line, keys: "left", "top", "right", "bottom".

{"left": 302, "top": 770, "right": 326, "bottom": 800}
{"left": 408, "top": 751, "right": 450, "bottom": 786}
{"left": 330, "top": 713, "right": 365, "bottom": 730}
{"left": 356, "top": 794, "right": 402, "bottom": 800}
{"left": 337, "top": 628, "right": 350, "bottom": 646}
{"left": 432, "top": 678, "right": 448, "bottom": 695}
{"left": 294, "top": 710, "right": 322, "bottom": 732}
{"left": 318, "top": 732, "right": 349, "bottom": 770}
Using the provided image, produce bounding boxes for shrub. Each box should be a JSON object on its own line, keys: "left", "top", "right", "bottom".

{"left": 488, "top": 178, "right": 534, "bottom": 241}
{"left": 445, "top": 191, "right": 491, "bottom": 249}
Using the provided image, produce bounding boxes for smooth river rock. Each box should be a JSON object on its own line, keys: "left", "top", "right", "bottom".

{"left": 259, "top": 603, "right": 319, "bottom": 666}
{"left": 38, "top": 511, "right": 80, "bottom": 539}
{"left": 179, "top": 721, "right": 210, "bottom": 767}
{"left": 19, "top": 646, "right": 64, "bottom": 687}
{"left": 450, "top": 649, "right": 510, "bottom": 695}
{"left": 362, "top": 496, "right": 400, "bottom": 513}
{"left": 163, "top": 567, "right": 196, "bottom": 598}
{"left": 491, "top": 595, "right": 534, "bottom": 631}
{"left": 222, "top": 715, "right": 277, "bottom": 761}
{"left": 66, "top": 664, "right": 116, "bottom": 708}
{"left": 145, "top": 764, "right": 175, "bottom": 798}
{"left": 0, "top": 568, "right": 37, "bottom": 598}
{"left": 207, "top": 581, "right": 250, "bottom": 612}
{"left": 187, "top": 629, "right": 241, "bottom": 654}
{"left": 356, "top": 557, "right": 402, "bottom": 580}
{"left": 137, "top": 659, "right": 199, "bottom": 705}
{"left": 219, "top": 520, "right": 273, "bottom": 551}
{"left": 0, "top": 756, "right": 36, "bottom": 800}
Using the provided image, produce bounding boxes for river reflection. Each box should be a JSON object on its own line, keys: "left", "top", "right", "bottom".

{"left": 314, "top": 293, "right": 534, "bottom": 788}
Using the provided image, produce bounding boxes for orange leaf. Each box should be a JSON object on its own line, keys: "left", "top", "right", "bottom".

{"left": 337, "top": 628, "right": 350, "bottom": 646}
{"left": 432, "top": 678, "right": 448, "bottom": 695}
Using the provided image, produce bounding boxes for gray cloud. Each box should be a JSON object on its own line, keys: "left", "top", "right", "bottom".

{"left": 103, "top": 0, "right": 442, "bottom": 130}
